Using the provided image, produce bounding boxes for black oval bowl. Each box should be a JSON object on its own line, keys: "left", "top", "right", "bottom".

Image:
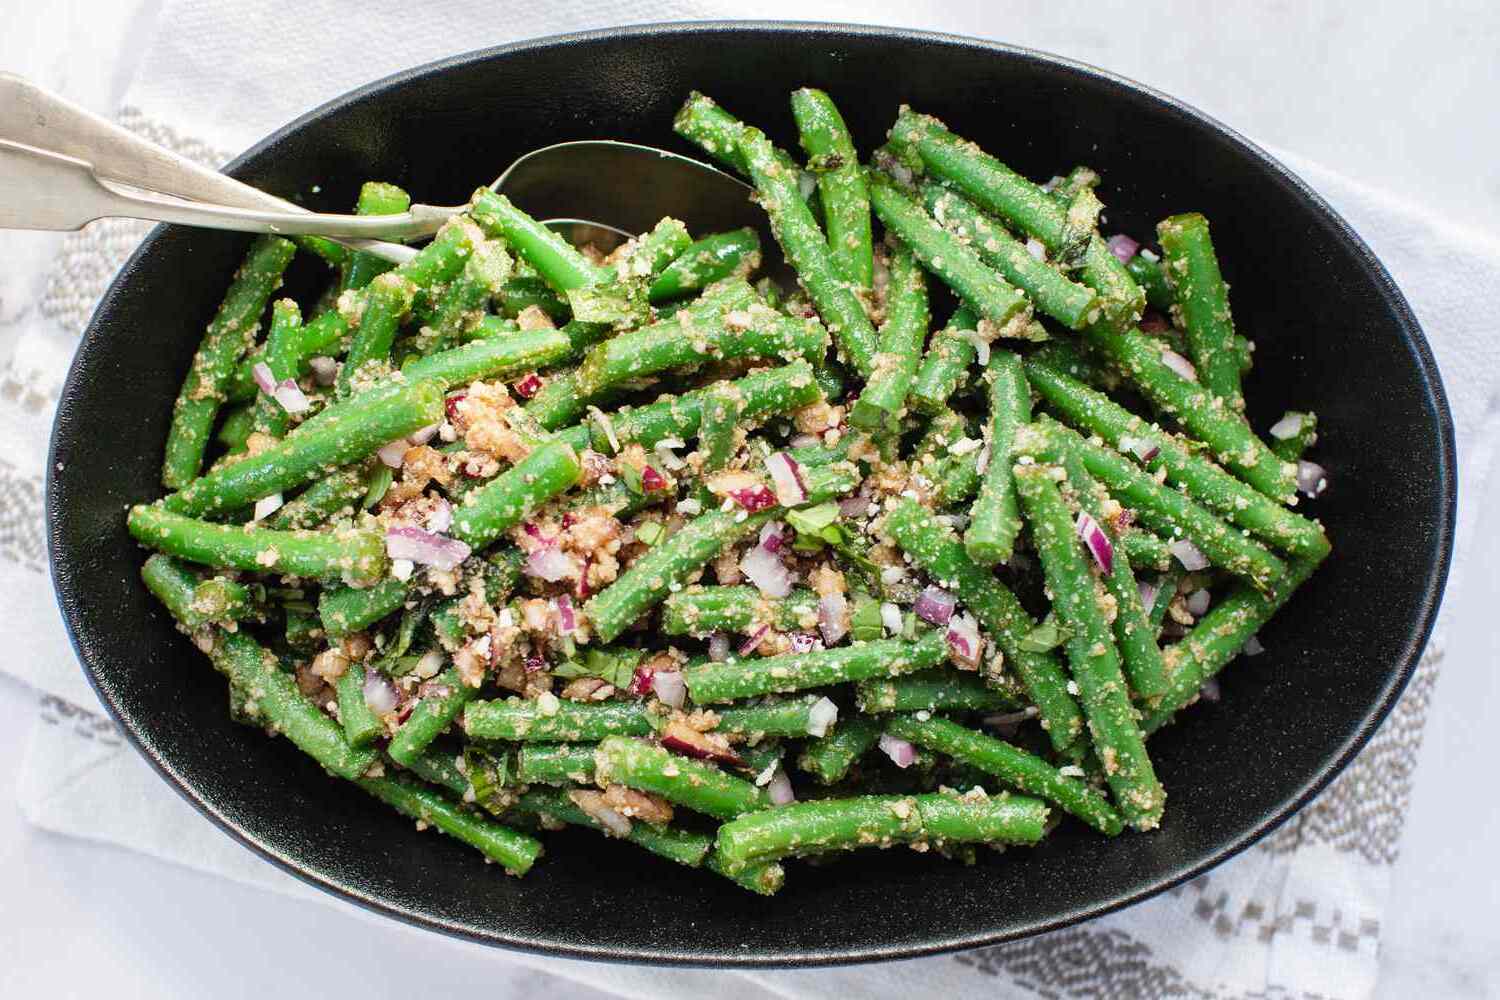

{"left": 47, "top": 22, "right": 1453, "bottom": 965}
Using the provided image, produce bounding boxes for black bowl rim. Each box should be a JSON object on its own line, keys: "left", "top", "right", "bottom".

{"left": 46, "top": 20, "right": 1456, "bottom": 967}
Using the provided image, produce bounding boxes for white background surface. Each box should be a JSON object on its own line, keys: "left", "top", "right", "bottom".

{"left": 2, "top": 2, "right": 1498, "bottom": 997}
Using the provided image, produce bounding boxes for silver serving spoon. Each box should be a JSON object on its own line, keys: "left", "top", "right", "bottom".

{"left": 0, "top": 74, "right": 769, "bottom": 265}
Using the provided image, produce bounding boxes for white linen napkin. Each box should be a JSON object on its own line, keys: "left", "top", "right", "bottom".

{"left": 3, "top": 4, "right": 1495, "bottom": 998}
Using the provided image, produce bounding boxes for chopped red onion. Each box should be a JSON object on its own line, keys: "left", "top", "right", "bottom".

{"left": 981, "top": 707, "right": 1037, "bottom": 739}
{"left": 650, "top": 670, "right": 687, "bottom": 709}
{"left": 272, "top": 379, "right": 311, "bottom": 414}
{"left": 764, "top": 452, "right": 809, "bottom": 507}
{"left": 1107, "top": 234, "right": 1140, "bottom": 263}
{"left": 879, "top": 734, "right": 918, "bottom": 769}
{"left": 444, "top": 391, "right": 467, "bottom": 423}
{"left": 425, "top": 498, "right": 453, "bottom": 534}
{"left": 1024, "top": 238, "right": 1046, "bottom": 261}
{"left": 390, "top": 559, "right": 414, "bottom": 582}
{"left": 788, "top": 632, "right": 819, "bottom": 653}
{"left": 790, "top": 433, "right": 821, "bottom": 449}
{"left": 1296, "top": 460, "right": 1328, "bottom": 498}
{"left": 758, "top": 520, "right": 789, "bottom": 554}
{"left": 574, "top": 554, "right": 593, "bottom": 599}
{"left": 880, "top": 602, "right": 904, "bottom": 635}
{"left": 708, "top": 633, "right": 731, "bottom": 662}
{"left": 1160, "top": 348, "right": 1198, "bottom": 382}
{"left": 1269, "top": 412, "right": 1305, "bottom": 440}
{"left": 914, "top": 586, "right": 956, "bottom": 625}
{"left": 251, "top": 493, "right": 284, "bottom": 522}
{"left": 407, "top": 422, "right": 440, "bottom": 446}
{"left": 1198, "top": 677, "right": 1222, "bottom": 703}
{"left": 1119, "top": 435, "right": 1161, "bottom": 462}
{"left": 525, "top": 546, "right": 574, "bottom": 582}
{"left": 307, "top": 356, "right": 338, "bottom": 386}
{"left": 1169, "top": 538, "right": 1210, "bottom": 571}
{"left": 628, "top": 663, "right": 657, "bottom": 697}
{"left": 641, "top": 465, "right": 669, "bottom": 492}
{"left": 653, "top": 437, "right": 688, "bottom": 472}
{"left": 1242, "top": 635, "right": 1266, "bottom": 656}
{"left": 966, "top": 330, "right": 991, "bottom": 366}
{"left": 385, "top": 526, "right": 471, "bottom": 569}
{"left": 838, "top": 490, "right": 872, "bottom": 518}
{"left": 728, "top": 485, "right": 777, "bottom": 512}
{"left": 251, "top": 362, "right": 277, "bottom": 394}
{"left": 512, "top": 372, "right": 544, "bottom": 399}
{"left": 1186, "top": 588, "right": 1212, "bottom": 616}
{"left": 739, "top": 545, "right": 793, "bottom": 598}
{"left": 817, "top": 591, "right": 849, "bottom": 645}
{"left": 766, "top": 768, "right": 795, "bottom": 806}
{"left": 569, "top": 789, "right": 632, "bottom": 838}
{"left": 377, "top": 438, "right": 409, "bottom": 469}
{"left": 555, "top": 594, "right": 577, "bottom": 635}
{"left": 738, "top": 623, "right": 771, "bottom": 656}
{"left": 806, "top": 696, "right": 838, "bottom": 737}
{"left": 1075, "top": 511, "right": 1114, "bottom": 575}
{"left": 1136, "top": 578, "right": 1161, "bottom": 611}
{"left": 946, "top": 613, "right": 982, "bottom": 669}
{"left": 362, "top": 670, "right": 398, "bottom": 715}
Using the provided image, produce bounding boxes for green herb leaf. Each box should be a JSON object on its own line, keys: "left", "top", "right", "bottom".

{"left": 362, "top": 464, "right": 394, "bottom": 510}
{"left": 786, "top": 501, "right": 839, "bottom": 535}
{"left": 635, "top": 521, "right": 664, "bottom": 547}
{"left": 1019, "top": 617, "right": 1072, "bottom": 653}
{"left": 619, "top": 462, "right": 644, "bottom": 496}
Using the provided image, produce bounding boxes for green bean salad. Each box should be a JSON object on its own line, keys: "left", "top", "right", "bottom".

{"left": 128, "top": 90, "right": 1331, "bottom": 892}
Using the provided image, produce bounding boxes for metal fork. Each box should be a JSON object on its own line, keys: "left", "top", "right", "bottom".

{"left": 0, "top": 74, "right": 764, "bottom": 262}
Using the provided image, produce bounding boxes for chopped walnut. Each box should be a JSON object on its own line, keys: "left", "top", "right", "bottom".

{"left": 793, "top": 400, "right": 845, "bottom": 435}
{"left": 559, "top": 676, "right": 617, "bottom": 701}
{"left": 309, "top": 647, "right": 350, "bottom": 683}
{"left": 341, "top": 633, "right": 373, "bottom": 661}
{"left": 809, "top": 564, "right": 847, "bottom": 597}
{"left": 600, "top": 784, "right": 674, "bottom": 825}
{"left": 515, "top": 304, "right": 556, "bottom": 331}
{"left": 454, "top": 381, "right": 530, "bottom": 463}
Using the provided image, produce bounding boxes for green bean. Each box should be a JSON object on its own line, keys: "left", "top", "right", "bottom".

{"left": 850, "top": 242, "right": 929, "bottom": 431}
{"left": 513, "top": 789, "right": 712, "bottom": 868}
{"left": 449, "top": 441, "right": 581, "bottom": 551}
{"left": 464, "top": 697, "right": 653, "bottom": 742}
{"left": 1011, "top": 464, "right": 1164, "bottom": 830}
{"left": 673, "top": 91, "right": 772, "bottom": 178}
{"left": 208, "top": 629, "right": 376, "bottom": 779}
{"left": 128, "top": 505, "right": 387, "bottom": 585}
{"left": 319, "top": 577, "right": 407, "bottom": 637}
{"left": 714, "top": 790, "right": 1048, "bottom": 870}
{"left": 1269, "top": 411, "right": 1318, "bottom": 462}
{"left": 284, "top": 608, "right": 323, "bottom": 651}
{"left": 1157, "top": 213, "right": 1242, "bottom": 409}
{"left": 796, "top": 716, "right": 882, "bottom": 785}
{"left": 739, "top": 125, "right": 880, "bottom": 375}
{"left": 388, "top": 667, "right": 478, "bottom": 766}
{"left": 792, "top": 88, "right": 874, "bottom": 288}
{"left": 705, "top": 852, "right": 785, "bottom": 895}
{"left": 162, "top": 235, "right": 297, "bottom": 488}
{"left": 401, "top": 328, "right": 572, "bottom": 389}
{"left": 697, "top": 381, "right": 743, "bottom": 473}
{"left": 521, "top": 369, "right": 590, "bottom": 431}
{"left": 1125, "top": 252, "right": 1174, "bottom": 311}
{"left": 337, "top": 272, "right": 415, "bottom": 394}
{"left": 584, "top": 361, "right": 822, "bottom": 454}
{"left": 964, "top": 350, "right": 1031, "bottom": 565}
{"left": 594, "top": 736, "right": 768, "bottom": 820}
{"left": 341, "top": 182, "right": 407, "bottom": 292}
{"left": 648, "top": 228, "right": 761, "bottom": 302}
{"left": 715, "top": 695, "right": 836, "bottom": 738}
{"left": 909, "top": 306, "right": 978, "bottom": 414}
{"left": 584, "top": 505, "right": 774, "bottom": 644}
{"left": 396, "top": 743, "right": 470, "bottom": 796}
{"left": 929, "top": 446, "right": 983, "bottom": 508}
{"left": 1119, "top": 529, "right": 1174, "bottom": 572}
{"left": 855, "top": 669, "right": 1022, "bottom": 714}
{"left": 1017, "top": 418, "right": 1288, "bottom": 591}
{"left": 889, "top": 109, "right": 1142, "bottom": 326}
{"left": 216, "top": 403, "right": 255, "bottom": 454}
{"left": 1081, "top": 323, "right": 1296, "bottom": 500}
{"left": 1144, "top": 554, "right": 1324, "bottom": 733}
{"left": 1026, "top": 362, "right": 1327, "bottom": 558}
{"left": 867, "top": 172, "right": 1029, "bottom": 329}
{"left": 661, "top": 585, "right": 819, "bottom": 637}
{"left": 577, "top": 300, "right": 827, "bottom": 399}
{"left": 880, "top": 497, "right": 1084, "bottom": 752}
{"left": 683, "top": 631, "right": 946, "bottom": 704}
{"left": 498, "top": 275, "right": 569, "bottom": 319}
{"left": 165, "top": 378, "right": 445, "bottom": 517}
{"left": 515, "top": 744, "right": 597, "bottom": 786}
{"left": 430, "top": 550, "right": 525, "bottom": 647}
{"left": 266, "top": 467, "right": 369, "bottom": 530}
{"left": 1148, "top": 567, "right": 1185, "bottom": 636}
{"left": 191, "top": 576, "right": 259, "bottom": 624}
{"left": 469, "top": 189, "right": 612, "bottom": 292}
{"left": 886, "top": 715, "right": 1121, "bottom": 835}
{"left": 251, "top": 299, "right": 305, "bottom": 437}
{"left": 924, "top": 184, "right": 1098, "bottom": 330}
{"left": 141, "top": 554, "right": 212, "bottom": 629}
{"left": 336, "top": 664, "right": 384, "bottom": 747}
{"left": 1052, "top": 444, "right": 1170, "bottom": 700}
{"left": 420, "top": 240, "right": 515, "bottom": 353}
{"left": 229, "top": 311, "right": 350, "bottom": 404}
{"left": 357, "top": 773, "right": 541, "bottom": 875}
